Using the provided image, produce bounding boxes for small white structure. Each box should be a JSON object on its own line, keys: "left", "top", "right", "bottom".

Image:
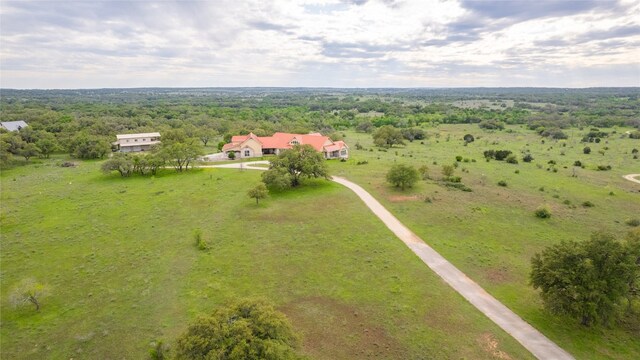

{"left": 1, "top": 121, "right": 28, "bottom": 132}
{"left": 115, "top": 132, "right": 161, "bottom": 153}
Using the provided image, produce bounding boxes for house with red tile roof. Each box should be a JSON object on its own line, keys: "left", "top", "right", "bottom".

{"left": 222, "top": 132, "right": 349, "bottom": 159}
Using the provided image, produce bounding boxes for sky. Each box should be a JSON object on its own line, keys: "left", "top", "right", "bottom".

{"left": 0, "top": 0, "right": 639, "bottom": 89}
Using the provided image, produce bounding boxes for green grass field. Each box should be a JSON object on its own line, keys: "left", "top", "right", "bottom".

{"left": 329, "top": 124, "right": 640, "bottom": 359}
{"left": 1, "top": 158, "right": 535, "bottom": 359}
{"left": 1, "top": 123, "right": 638, "bottom": 359}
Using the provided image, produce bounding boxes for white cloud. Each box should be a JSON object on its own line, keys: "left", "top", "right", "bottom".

{"left": 0, "top": 0, "right": 637, "bottom": 88}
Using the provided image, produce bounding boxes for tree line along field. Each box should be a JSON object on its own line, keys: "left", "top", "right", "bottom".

{"left": 0, "top": 159, "right": 536, "bottom": 359}
{"left": 327, "top": 124, "right": 640, "bottom": 359}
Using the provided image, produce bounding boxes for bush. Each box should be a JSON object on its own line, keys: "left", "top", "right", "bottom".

{"left": 418, "top": 165, "right": 430, "bottom": 180}
{"left": 497, "top": 180, "right": 507, "bottom": 187}
{"left": 356, "top": 160, "right": 368, "bottom": 165}
{"left": 463, "top": 134, "right": 475, "bottom": 143}
{"left": 534, "top": 206, "right": 552, "bottom": 219}
{"left": 625, "top": 218, "right": 640, "bottom": 227}
{"left": 455, "top": 155, "right": 463, "bottom": 162}
{"left": 174, "top": 299, "right": 303, "bottom": 359}
{"left": 443, "top": 182, "right": 472, "bottom": 192}
{"left": 522, "top": 154, "right": 534, "bottom": 162}
{"left": 573, "top": 160, "right": 582, "bottom": 167}
{"left": 629, "top": 130, "right": 640, "bottom": 139}
{"left": 583, "top": 146, "right": 591, "bottom": 154}
{"left": 582, "top": 201, "right": 595, "bottom": 207}
{"left": 505, "top": 154, "right": 518, "bottom": 164}
{"left": 194, "top": 229, "right": 208, "bottom": 250}
{"left": 596, "top": 165, "right": 612, "bottom": 171}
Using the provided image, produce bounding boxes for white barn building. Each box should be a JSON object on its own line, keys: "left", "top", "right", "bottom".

{"left": 115, "top": 132, "right": 161, "bottom": 153}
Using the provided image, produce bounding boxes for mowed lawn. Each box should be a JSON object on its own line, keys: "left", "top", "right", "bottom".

{"left": 329, "top": 124, "right": 640, "bottom": 359}
{"left": 0, "top": 159, "right": 535, "bottom": 359}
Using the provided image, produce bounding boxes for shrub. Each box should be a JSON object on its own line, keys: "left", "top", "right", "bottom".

{"left": 522, "top": 154, "right": 534, "bottom": 162}
{"left": 629, "top": 130, "right": 640, "bottom": 139}
{"left": 228, "top": 151, "right": 236, "bottom": 160}
{"left": 583, "top": 146, "right": 591, "bottom": 154}
{"left": 505, "top": 154, "right": 518, "bottom": 164}
{"left": 418, "top": 165, "right": 430, "bottom": 180}
{"left": 463, "top": 134, "right": 475, "bottom": 143}
{"left": 534, "top": 206, "right": 552, "bottom": 219}
{"left": 194, "top": 229, "right": 208, "bottom": 250}
{"left": 443, "top": 182, "right": 472, "bottom": 192}
{"left": 174, "top": 299, "right": 303, "bottom": 359}
{"left": 582, "top": 201, "right": 595, "bottom": 207}
{"left": 356, "top": 160, "right": 368, "bottom": 165}
{"left": 497, "top": 180, "right": 507, "bottom": 187}
{"left": 456, "top": 155, "right": 463, "bottom": 162}
{"left": 573, "top": 160, "right": 582, "bottom": 167}
{"left": 441, "top": 164, "right": 455, "bottom": 177}
{"left": 625, "top": 218, "right": 640, "bottom": 227}
{"left": 596, "top": 165, "right": 612, "bottom": 171}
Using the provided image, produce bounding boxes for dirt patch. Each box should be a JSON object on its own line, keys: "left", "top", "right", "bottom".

{"left": 280, "top": 296, "right": 407, "bottom": 359}
{"left": 478, "top": 333, "right": 512, "bottom": 360}
{"left": 387, "top": 195, "right": 419, "bottom": 202}
{"left": 484, "top": 266, "right": 514, "bottom": 284}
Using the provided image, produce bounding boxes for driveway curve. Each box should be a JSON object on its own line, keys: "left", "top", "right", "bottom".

{"left": 623, "top": 174, "right": 640, "bottom": 184}
{"left": 208, "top": 161, "right": 574, "bottom": 360}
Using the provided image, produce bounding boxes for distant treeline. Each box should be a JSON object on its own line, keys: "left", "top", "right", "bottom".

{"left": 1, "top": 87, "right": 638, "bottom": 166}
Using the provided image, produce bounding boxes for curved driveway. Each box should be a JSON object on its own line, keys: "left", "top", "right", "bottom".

{"left": 623, "top": 174, "right": 640, "bottom": 184}
{"left": 208, "top": 161, "right": 574, "bottom": 360}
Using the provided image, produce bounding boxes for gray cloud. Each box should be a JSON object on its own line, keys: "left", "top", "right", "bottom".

{"left": 459, "top": 0, "right": 616, "bottom": 21}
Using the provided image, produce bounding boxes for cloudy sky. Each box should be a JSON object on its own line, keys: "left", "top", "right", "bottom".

{"left": 1, "top": 0, "right": 638, "bottom": 88}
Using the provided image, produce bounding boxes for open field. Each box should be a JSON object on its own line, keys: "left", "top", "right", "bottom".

{"left": 328, "top": 124, "right": 640, "bottom": 359}
{"left": 0, "top": 158, "right": 535, "bottom": 359}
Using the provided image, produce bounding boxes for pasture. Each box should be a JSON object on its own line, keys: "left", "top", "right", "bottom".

{"left": 329, "top": 124, "right": 640, "bottom": 359}
{"left": 1, "top": 158, "right": 532, "bottom": 359}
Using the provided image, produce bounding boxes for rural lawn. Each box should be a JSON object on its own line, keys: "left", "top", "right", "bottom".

{"left": 328, "top": 125, "right": 640, "bottom": 359}
{"left": 1, "top": 158, "right": 534, "bottom": 359}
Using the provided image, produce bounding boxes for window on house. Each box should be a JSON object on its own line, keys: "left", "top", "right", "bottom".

{"left": 244, "top": 150, "right": 250, "bottom": 157}
{"left": 291, "top": 140, "right": 299, "bottom": 145}
{"left": 341, "top": 149, "right": 347, "bottom": 155}
{"left": 134, "top": 139, "right": 138, "bottom": 142}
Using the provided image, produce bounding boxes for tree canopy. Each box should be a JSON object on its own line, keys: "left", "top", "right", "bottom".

{"left": 262, "top": 144, "right": 329, "bottom": 188}
{"left": 530, "top": 231, "right": 640, "bottom": 326}
{"left": 386, "top": 164, "right": 419, "bottom": 190}
{"left": 373, "top": 125, "right": 405, "bottom": 148}
{"left": 174, "top": 299, "right": 303, "bottom": 360}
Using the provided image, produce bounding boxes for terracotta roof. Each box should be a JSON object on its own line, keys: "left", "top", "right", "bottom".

{"left": 223, "top": 132, "right": 344, "bottom": 153}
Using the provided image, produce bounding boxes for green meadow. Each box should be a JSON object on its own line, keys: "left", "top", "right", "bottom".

{"left": 1, "top": 158, "right": 533, "bottom": 359}
{"left": 1, "top": 123, "right": 638, "bottom": 359}
{"left": 329, "top": 124, "right": 640, "bottom": 359}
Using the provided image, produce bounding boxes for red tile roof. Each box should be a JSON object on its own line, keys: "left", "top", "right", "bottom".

{"left": 223, "top": 132, "right": 346, "bottom": 154}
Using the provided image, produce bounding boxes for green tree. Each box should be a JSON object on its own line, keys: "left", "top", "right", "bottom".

{"left": 441, "top": 164, "right": 454, "bottom": 178}
{"left": 248, "top": 183, "right": 269, "bottom": 204}
{"left": 373, "top": 125, "right": 405, "bottom": 148}
{"left": 9, "top": 278, "right": 50, "bottom": 311}
{"left": 101, "top": 153, "right": 134, "bottom": 177}
{"left": 35, "top": 134, "right": 59, "bottom": 158}
{"left": 530, "top": 232, "right": 640, "bottom": 326}
{"left": 174, "top": 299, "right": 303, "bottom": 360}
{"left": 198, "top": 128, "right": 217, "bottom": 147}
{"left": 18, "top": 142, "right": 41, "bottom": 162}
{"left": 160, "top": 142, "right": 203, "bottom": 172}
{"left": 263, "top": 144, "right": 329, "bottom": 188}
{"left": 261, "top": 167, "right": 292, "bottom": 190}
{"left": 386, "top": 164, "right": 419, "bottom": 190}
{"left": 69, "top": 133, "right": 111, "bottom": 159}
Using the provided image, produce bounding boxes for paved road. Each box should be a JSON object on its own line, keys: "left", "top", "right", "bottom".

{"left": 623, "top": 174, "right": 640, "bottom": 184}
{"left": 209, "top": 161, "right": 574, "bottom": 360}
